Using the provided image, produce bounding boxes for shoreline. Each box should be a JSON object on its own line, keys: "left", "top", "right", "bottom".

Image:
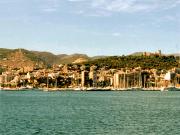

{"left": 1, "top": 87, "right": 180, "bottom": 92}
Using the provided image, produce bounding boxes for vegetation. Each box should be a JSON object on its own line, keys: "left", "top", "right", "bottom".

{"left": 0, "top": 48, "right": 179, "bottom": 70}
{"left": 0, "top": 48, "right": 89, "bottom": 65}
{"left": 0, "top": 67, "right": 5, "bottom": 74}
{"left": 85, "top": 55, "right": 179, "bottom": 70}
{"left": 0, "top": 48, "right": 13, "bottom": 59}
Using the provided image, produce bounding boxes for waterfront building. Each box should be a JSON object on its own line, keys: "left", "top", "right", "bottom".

{"left": 0, "top": 75, "right": 5, "bottom": 84}
{"left": 113, "top": 70, "right": 143, "bottom": 89}
{"left": 89, "top": 66, "right": 97, "bottom": 87}
{"left": 113, "top": 73, "right": 120, "bottom": 89}
{"left": 81, "top": 70, "right": 89, "bottom": 88}
{"left": 72, "top": 72, "right": 80, "bottom": 87}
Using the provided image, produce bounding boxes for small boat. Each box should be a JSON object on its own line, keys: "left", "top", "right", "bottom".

{"left": 74, "top": 87, "right": 82, "bottom": 91}
{"left": 50, "top": 88, "right": 59, "bottom": 91}
{"left": 86, "top": 87, "right": 97, "bottom": 91}
{"left": 111, "top": 88, "right": 117, "bottom": 91}
{"left": 43, "top": 89, "right": 49, "bottom": 92}
{"left": 131, "top": 87, "right": 143, "bottom": 91}
{"left": 82, "top": 87, "right": 87, "bottom": 91}
{"left": 26, "top": 85, "right": 33, "bottom": 89}
{"left": 101, "top": 87, "right": 111, "bottom": 91}
{"left": 165, "top": 86, "right": 180, "bottom": 91}
{"left": 160, "top": 87, "right": 169, "bottom": 92}
{"left": 42, "top": 88, "right": 49, "bottom": 92}
{"left": 3, "top": 87, "right": 11, "bottom": 90}
{"left": 19, "top": 86, "right": 28, "bottom": 90}
{"left": 160, "top": 87, "right": 165, "bottom": 92}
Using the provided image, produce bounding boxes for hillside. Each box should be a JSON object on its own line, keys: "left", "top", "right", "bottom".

{"left": 0, "top": 48, "right": 179, "bottom": 70}
{"left": 85, "top": 55, "right": 179, "bottom": 70}
{"left": 129, "top": 52, "right": 144, "bottom": 56}
{"left": 0, "top": 48, "right": 90, "bottom": 67}
{"left": 129, "top": 51, "right": 180, "bottom": 57}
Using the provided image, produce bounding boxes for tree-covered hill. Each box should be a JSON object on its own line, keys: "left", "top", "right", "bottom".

{"left": 85, "top": 55, "right": 179, "bottom": 70}
{"left": 0, "top": 48, "right": 179, "bottom": 70}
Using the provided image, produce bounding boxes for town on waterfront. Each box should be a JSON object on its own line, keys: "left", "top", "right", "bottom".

{"left": 1, "top": 1, "right": 180, "bottom": 135}
{"left": 0, "top": 49, "right": 179, "bottom": 91}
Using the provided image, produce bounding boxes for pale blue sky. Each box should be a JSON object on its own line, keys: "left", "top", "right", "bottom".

{"left": 0, "top": 0, "right": 180, "bottom": 56}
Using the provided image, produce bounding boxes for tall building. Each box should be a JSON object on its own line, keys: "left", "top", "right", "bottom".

{"left": 113, "top": 73, "right": 120, "bottom": 88}
{"left": 89, "top": 71, "right": 97, "bottom": 87}
{"left": 81, "top": 71, "right": 89, "bottom": 87}
{"left": 89, "top": 66, "right": 97, "bottom": 87}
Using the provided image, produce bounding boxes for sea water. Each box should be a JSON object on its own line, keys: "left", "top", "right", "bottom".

{"left": 1, "top": 90, "right": 180, "bottom": 135}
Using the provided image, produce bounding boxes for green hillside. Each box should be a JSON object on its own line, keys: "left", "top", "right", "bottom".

{"left": 0, "top": 48, "right": 179, "bottom": 70}
{"left": 85, "top": 55, "right": 179, "bottom": 70}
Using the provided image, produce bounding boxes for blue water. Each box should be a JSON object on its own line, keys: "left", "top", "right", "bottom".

{"left": 1, "top": 90, "right": 180, "bottom": 135}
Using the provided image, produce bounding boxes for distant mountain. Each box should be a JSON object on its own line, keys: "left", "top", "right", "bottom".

{"left": 0, "top": 48, "right": 15, "bottom": 58}
{"left": 0, "top": 48, "right": 179, "bottom": 68}
{"left": 91, "top": 55, "right": 108, "bottom": 60}
{"left": 0, "top": 48, "right": 90, "bottom": 66}
{"left": 129, "top": 52, "right": 144, "bottom": 56}
{"left": 56, "top": 53, "right": 89, "bottom": 64}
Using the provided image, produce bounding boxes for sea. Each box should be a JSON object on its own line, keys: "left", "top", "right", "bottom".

{"left": 1, "top": 90, "right": 180, "bottom": 135}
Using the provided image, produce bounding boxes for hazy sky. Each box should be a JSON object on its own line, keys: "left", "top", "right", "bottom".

{"left": 0, "top": 0, "right": 180, "bottom": 56}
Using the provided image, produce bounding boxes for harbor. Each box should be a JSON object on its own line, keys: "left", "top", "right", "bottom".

{"left": 0, "top": 49, "right": 179, "bottom": 92}
{"left": 1, "top": 90, "right": 180, "bottom": 135}
{"left": 0, "top": 0, "right": 180, "bottom": 134}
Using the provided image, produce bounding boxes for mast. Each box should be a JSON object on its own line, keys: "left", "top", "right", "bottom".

{"left": 127, "top": 75, "right": 129, "bottom": 88}
{"left": 47, "top": 76, "right": 49, "bottom": 89}
{"left": 55, "top": 78, "right": 57, "bottom": 88}
{"left": 134, "top": 72, "right": 135, "bottom": 87}
{"left": 124, "top": 72, "right": 126, "bottom": 88}
{"left": 139, "top": 72, "right": 142, "bottom": 88}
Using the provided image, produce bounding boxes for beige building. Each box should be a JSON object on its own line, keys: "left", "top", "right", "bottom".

{"left": 81, "top": 71, "right": 89, "bottom": 87}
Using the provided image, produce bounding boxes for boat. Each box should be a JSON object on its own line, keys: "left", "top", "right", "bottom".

{"left": 82, "top": 87, "right": 87, "bottom": 91}
{"left": 50, "top": 88, "right": 59, "bottom": 91}
{"left": 43, "top": 88, "right": 49, "bottom": 92}
{"left": 26, "top": 85, "right": 33, "bottom": 89}
{"left": 19, "top": 86, "right": 28, "bottom": 90}
{"left": 131, "top": 87, "right": 143, "bottom": 91}
{"left": 86, "top": 87, "right": 98, "bottom": 91}
{"left": 160, "top": 85, "right": 180, "bottom": 91}
{"left": 74, "top": 87, "right": 82, "bottom": 91}
{"left": 110, "top": 87, "right": 117, "bottom": 91}
{"left": 3, "top": 87, "right": 11, "bottom": 90}
{"left": 160, "top": 86, "right": 174, "bottom": 91}
{"left": 101, "top": 87, "right": 111, "bottom": 91}
{"left": 166, "top": 86, "right": 180, "bottom": 91}
{"left": 2, "top": 87, "right": 19, "bottom": 91}
{"left": 160, "top": 87, "right": 166, "bottom": 92}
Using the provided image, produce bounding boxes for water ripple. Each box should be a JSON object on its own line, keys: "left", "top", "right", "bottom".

{"left": 1, "top": 91, "right": 180, "bottom": 135}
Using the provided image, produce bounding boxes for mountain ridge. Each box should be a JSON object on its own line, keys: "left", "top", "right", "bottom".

{"left": 0, "top": 48, "right": 179, "bottom": 67}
